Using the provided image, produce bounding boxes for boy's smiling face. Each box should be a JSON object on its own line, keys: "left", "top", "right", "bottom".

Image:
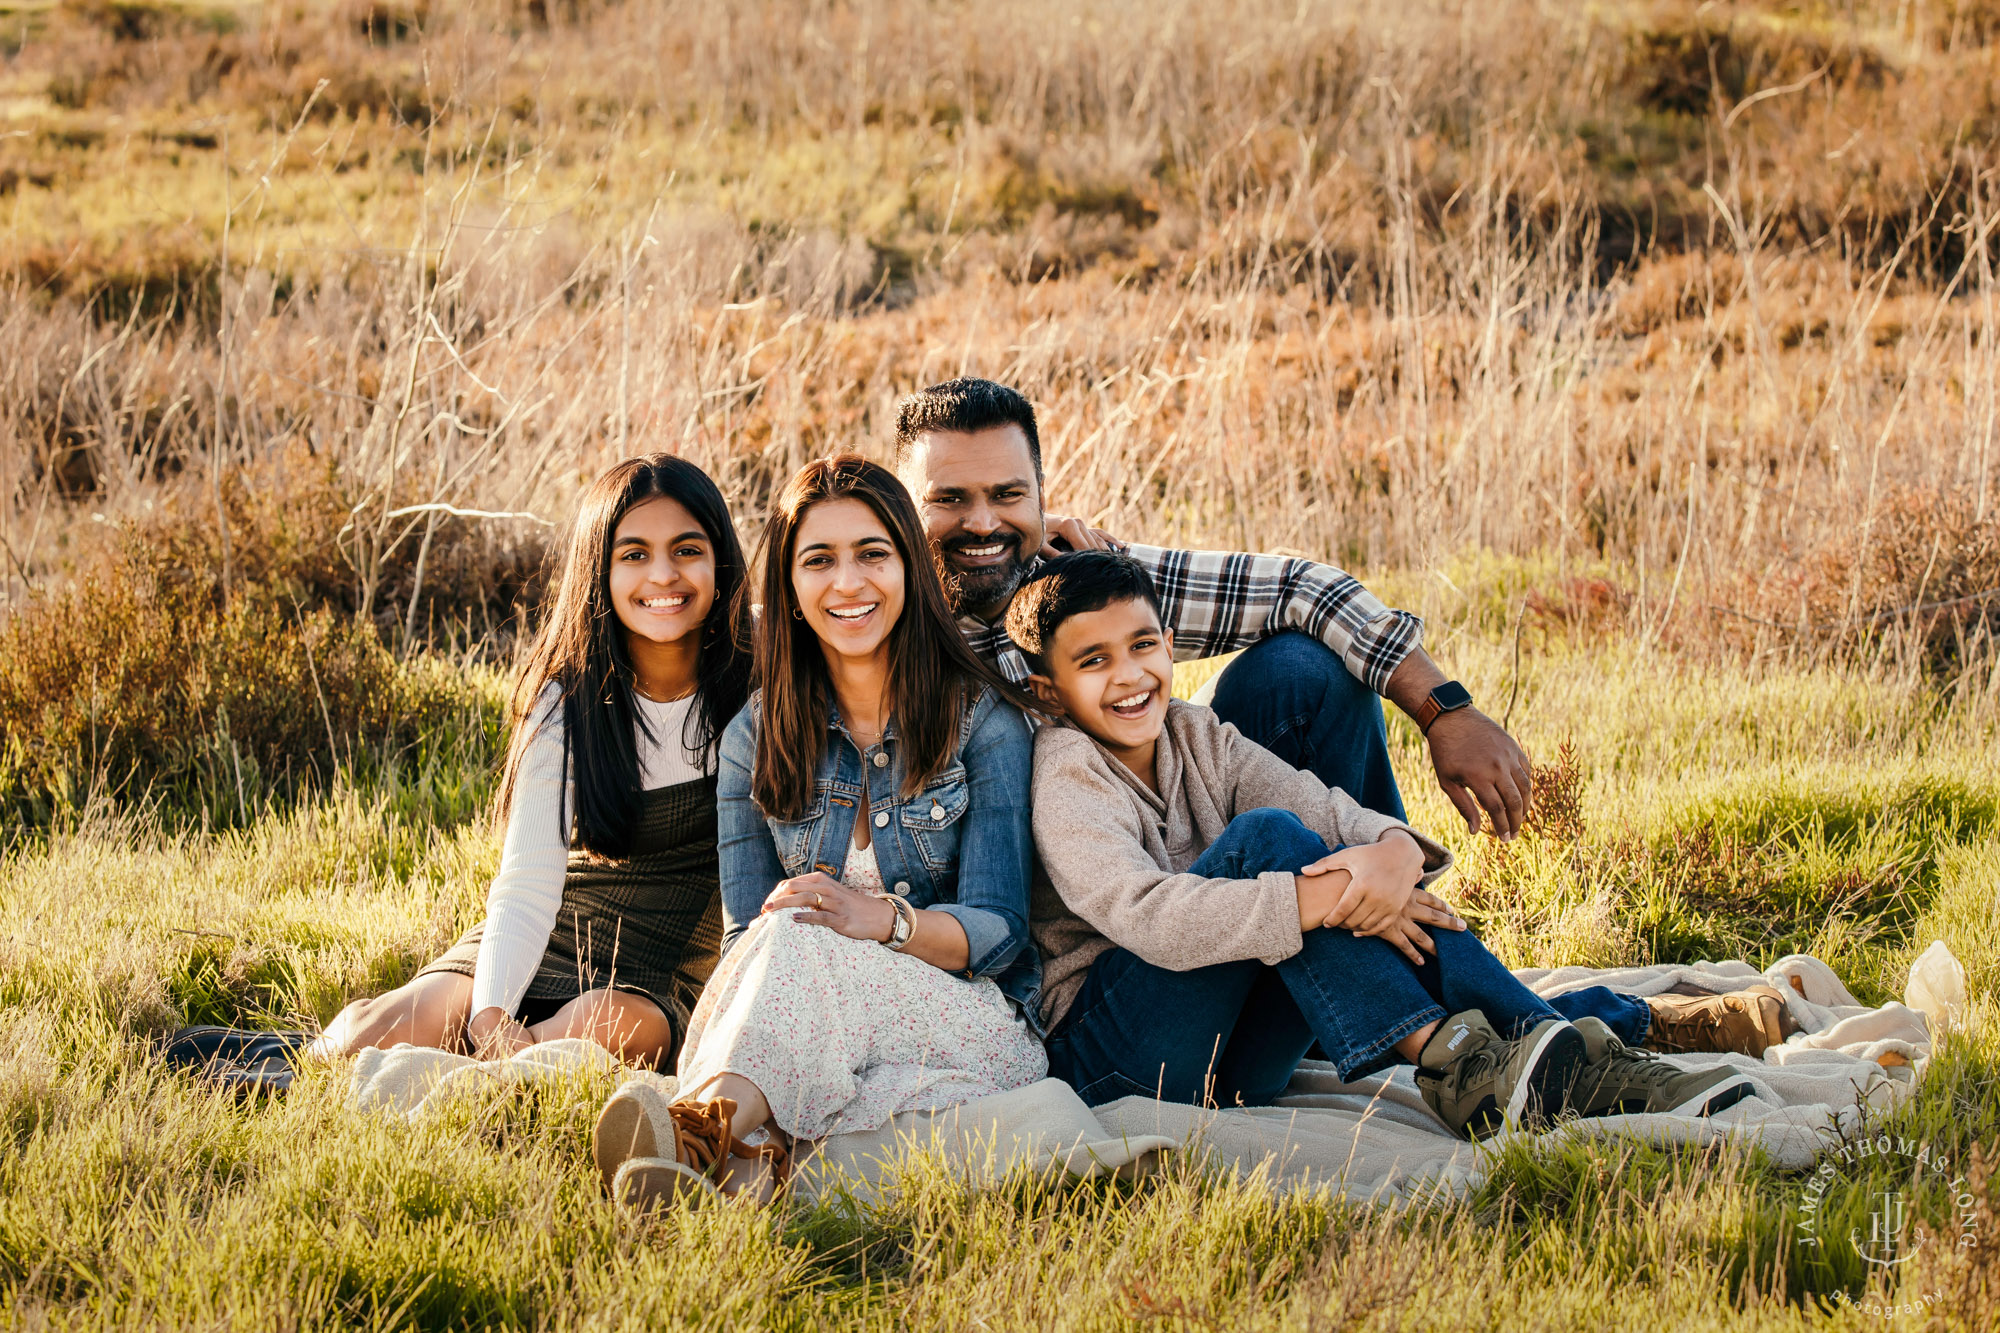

{"left": 1029, "top": 595, "right": 1175, "bottom": 766}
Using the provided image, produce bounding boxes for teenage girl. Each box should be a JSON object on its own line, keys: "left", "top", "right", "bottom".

{"left": 310, "top": 454, "right": 750, "bottom": 1067}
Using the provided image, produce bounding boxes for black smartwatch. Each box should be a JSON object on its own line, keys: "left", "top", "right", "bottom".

{"left": 1413, "top": 681, "right": 1473, "bottom": 734}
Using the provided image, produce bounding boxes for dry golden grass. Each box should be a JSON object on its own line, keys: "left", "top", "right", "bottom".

{"left": 2, "top": 2, "right": 1995, "bottom": 674}
{"left": 0, "top": 1, "right": 1994, "bottom": 825}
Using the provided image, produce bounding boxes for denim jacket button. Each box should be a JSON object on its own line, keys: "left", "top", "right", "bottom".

{"left": 930, "top": 802, "right": 945, "bottom": 821}
{"left": 872, "top": 751, "right": 889, "bottom": 768}
{"left": 894, "top": 881, "right": 910, "bottom": 894}
{"left": 873, "top": 811, "right": 889, "bottom": 828}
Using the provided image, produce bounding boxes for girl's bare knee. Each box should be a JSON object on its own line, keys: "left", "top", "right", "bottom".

{"left": 556, "top": 989, "right": 672, "bottom": 1063}
{"left": 617, "top": 1006, "right": 675, "bottom": 1065}
{"left": 336, "top": 974, "right": 470, "bottom": 1052}
{"left": 311, "top": 996, "right": 376, "bottom": 1058}
{"left": 536, "top": 988, "right": 615, "bottom": 1037}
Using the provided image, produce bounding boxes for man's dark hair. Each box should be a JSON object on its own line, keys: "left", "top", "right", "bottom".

{"left": 1005, "top": 550, "right": 1164, "bottom": 672}
{"left": 894, "top": 377, "right": 1042, "bottom": 478}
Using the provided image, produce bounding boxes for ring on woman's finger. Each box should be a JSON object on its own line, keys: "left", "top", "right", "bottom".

{"left": 814, "top": 892, "right": 823, "bottom": 907}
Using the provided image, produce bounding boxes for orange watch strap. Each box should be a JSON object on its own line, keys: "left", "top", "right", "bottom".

{"left": 1414, "top": 694, "right": 1443, "bottom": 733}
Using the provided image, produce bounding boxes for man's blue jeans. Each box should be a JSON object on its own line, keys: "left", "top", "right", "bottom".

{"left": 1042, "top": 808, "right": 1650, "bottom": 1107}
{"left": 1204, "top": 632, "right": 1647, "bottom": 1044}
{"left": 1206, "top": 631, "right": 1408, "bottom": 821}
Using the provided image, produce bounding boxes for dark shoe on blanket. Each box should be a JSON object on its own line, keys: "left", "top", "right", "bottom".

{"left": 607, "top": 1096, "right": 791, "bottom": 1209}
{"left": 160, "top": 1026, "right": 311, "bottom": 1098}
{"left": 1569, "top": 1017, "right": 1757, "bottom": 1118}
{"left": 1644, "top": 985, "right": 1800, "bottom": 1057}
{"left": 1415, "top": 1011, "right": 1588, "bottom": 1139}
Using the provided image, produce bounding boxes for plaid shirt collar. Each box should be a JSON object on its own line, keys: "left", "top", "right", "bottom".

{"left": 952, "top": 556, "right": 1046, "bottom": 685}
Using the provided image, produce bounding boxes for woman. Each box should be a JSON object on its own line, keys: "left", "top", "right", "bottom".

{"left": 310, "top": 454, "right": 750, "bottom": 1067}
{"left": 592, "top": 455, "right": 1045, "bottom": 1204}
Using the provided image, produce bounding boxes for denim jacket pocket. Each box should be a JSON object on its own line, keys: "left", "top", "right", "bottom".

{"left": 899, "top": 767, "right": 970, "bottom": 874}
{"left": 768, "top": 787, "right": 829, "bottom": 875}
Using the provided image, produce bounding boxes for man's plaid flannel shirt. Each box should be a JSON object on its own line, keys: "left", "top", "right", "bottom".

{"left": 958, "top": 542, "right": 1423, "bottom": 692}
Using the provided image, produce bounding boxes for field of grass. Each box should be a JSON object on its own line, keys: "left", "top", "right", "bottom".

{"left": 2, "top": 583, "right": 1997, "bottom": 1328}
{"left": 3, "top": 0, "right": 1999, "bottom": 1327}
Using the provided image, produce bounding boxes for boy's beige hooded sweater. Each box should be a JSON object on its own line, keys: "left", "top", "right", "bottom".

{"left": 1030, "top": 699, "right": 1453, "bottom": 1031}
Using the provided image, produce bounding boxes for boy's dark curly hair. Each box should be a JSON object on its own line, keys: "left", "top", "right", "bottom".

{"left": 1004, "top": 550, "right": 1164, "bottom": 671}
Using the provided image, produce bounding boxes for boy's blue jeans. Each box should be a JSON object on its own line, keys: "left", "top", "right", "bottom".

{"left": 1043, "top": 808, "right": 1650, "bottom": 1107}
{"left": 1203, "top": 632, "right": 1646, "bottom": 1054}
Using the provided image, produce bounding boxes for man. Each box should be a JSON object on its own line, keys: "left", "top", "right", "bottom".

{"left": 894, "top": 376, "right": 1531, "bottom": 839}
{"left": 892, "top": 378, "right": 1806, "bottom": 1063}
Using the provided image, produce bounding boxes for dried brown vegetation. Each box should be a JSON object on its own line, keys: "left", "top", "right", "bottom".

{"left": 0, "top": 460, "right": 489, "bottom": 826}
{"left": 3, "top": 0, "right": 1999, "bottom": 820}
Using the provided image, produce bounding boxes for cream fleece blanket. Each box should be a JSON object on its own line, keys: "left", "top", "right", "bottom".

{"left": 347, "top": 950, "right": 1945, "bottom": 1203}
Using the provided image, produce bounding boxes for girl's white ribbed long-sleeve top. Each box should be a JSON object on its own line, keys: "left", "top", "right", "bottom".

{"left": 470, "top": 684, "right": 713, "bottom": 1018}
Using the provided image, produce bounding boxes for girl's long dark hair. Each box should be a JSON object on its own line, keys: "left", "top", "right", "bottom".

{"left": 499, "top": 454, "right": 750, "bottom": 857}
{"left": 750, "top": 454, "right": 1030, "bottom": 821}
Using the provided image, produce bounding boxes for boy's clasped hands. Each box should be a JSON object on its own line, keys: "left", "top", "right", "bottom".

{"left": 1294, "top": 828, "right": 1465, "bottom": 964}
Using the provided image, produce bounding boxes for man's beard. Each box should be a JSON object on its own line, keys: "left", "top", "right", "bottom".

{"left": 935, "top": 533, "right": 1028, "bottom": 617}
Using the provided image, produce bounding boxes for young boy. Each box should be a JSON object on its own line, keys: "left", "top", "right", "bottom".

{"left": 1008, "top": 552, "right": 1758, "bottom": 1137}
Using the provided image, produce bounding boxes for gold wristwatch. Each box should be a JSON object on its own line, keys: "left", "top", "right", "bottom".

{"left": 881, "top": 894, "right": 916, "bottom": 950}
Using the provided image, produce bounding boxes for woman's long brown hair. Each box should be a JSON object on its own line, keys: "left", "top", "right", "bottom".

{"left": 498, "top": 454, "right": 750, "bottom": 857}
{"left": 749, "top": 454, "right": 1030, "bottom": 821}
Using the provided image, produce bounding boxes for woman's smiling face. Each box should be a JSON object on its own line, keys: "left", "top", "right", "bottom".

{"left": 606, "top": 495, "right": 717, "bottom": 647}
{"left": 791, "top": 496, "right": 906, "bottom": 662}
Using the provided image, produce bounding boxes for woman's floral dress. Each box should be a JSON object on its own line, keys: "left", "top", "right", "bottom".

{"left": 674, "top": 839, "right": 1047, "bottom": 1140}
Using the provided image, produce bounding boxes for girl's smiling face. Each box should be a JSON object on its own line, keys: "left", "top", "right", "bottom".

{"left": 791, "top": 496, "right": 906, "bottom": 663}
{"left": 607, "top": 496, "right": 718, "bottom": 647}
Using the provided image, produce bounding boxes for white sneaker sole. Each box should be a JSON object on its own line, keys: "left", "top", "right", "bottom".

{"left": 612, "top": 1156, "right": 720, "bottom": 1209}
{"left": 1507, "top": 1020, "right": 1588, "bottom": 1129}
{"left": 1664, "top": 1070, "right": 1759, "bottom": 1117}
{"left": 592, "top": 1080, "right": 675, "bottom": 1191}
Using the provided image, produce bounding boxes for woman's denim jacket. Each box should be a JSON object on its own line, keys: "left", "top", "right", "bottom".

{"left": 716, "top": 685, "right": 1044, "bottom": 1033}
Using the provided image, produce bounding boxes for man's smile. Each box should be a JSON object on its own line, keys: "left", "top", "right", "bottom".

{"left": 945, "top": 533, "right": 1020, "bottom": 566}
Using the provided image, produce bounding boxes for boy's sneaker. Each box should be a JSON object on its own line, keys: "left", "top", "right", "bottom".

{"left": 1644, "top": 985, "right": 1800, "bottom": 1057}
{"left": 1570, "top": 1016, "right": 1758, "bottom": 1117}
{"left": 1415, "top": 1010, "right": 1588, "bottom": 1139}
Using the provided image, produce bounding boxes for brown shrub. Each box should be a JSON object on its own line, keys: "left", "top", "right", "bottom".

{"left": 0, "top": 462, "right": 519, "bottom": 828}
{"left": 351, "top": 1, "right": 432, "bottom": 44}
{"left": 1609, "top": 252, "right": 1742, "bottom": 338}
{"left": 66, "top": 2, "right": 175, "bottom": 45}
{"left": 1526, "top": 579, "right": 1636, "bottom": 639}
{"left": 1934, "top": 0, "right": 2000, "bottom": 51}
{"left": 181, "top": 449, "right": 555, "bottom": 651}
{"left": 0, "top": 530, "right": 477, "bottom": 827}
{"left": 1525, "top": 739, "right": 1586, "bottom": 844}
{"left": 1712, "top": 485, "right": 2000, "bottom": 675}
{"left": 1623, "top": 6, "right": 1895, "bottom": 119}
